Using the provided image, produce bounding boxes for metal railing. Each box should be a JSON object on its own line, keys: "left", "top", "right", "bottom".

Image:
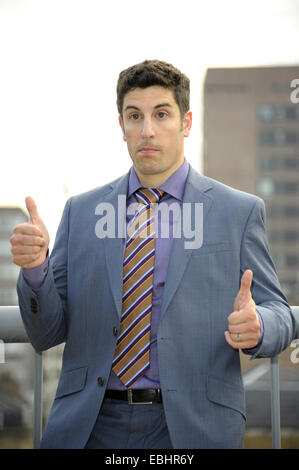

{"left": 0, "top": 306, "right": 43, "bottom": 449}
{"left": 0, "top": 305, "right": 299, "bottom": 449}
{"left": 270, "top": 306, "right": 299, "bottom": 448}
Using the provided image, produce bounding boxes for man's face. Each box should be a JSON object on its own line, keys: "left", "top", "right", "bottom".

{"left": 119, "top": 86, "right": 192, "bottom": 184}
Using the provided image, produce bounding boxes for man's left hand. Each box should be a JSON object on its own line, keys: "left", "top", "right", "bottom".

{"left": 225, "top": 269, "right": 261, "bottom": 350}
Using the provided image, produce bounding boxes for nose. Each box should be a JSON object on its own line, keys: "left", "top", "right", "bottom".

{"left": 141, "top": 116, "right": 155, "bottom": 139}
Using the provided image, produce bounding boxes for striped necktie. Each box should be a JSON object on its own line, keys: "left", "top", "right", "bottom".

{"left": 112, "top": 187, "right": 164, "bottom": 388}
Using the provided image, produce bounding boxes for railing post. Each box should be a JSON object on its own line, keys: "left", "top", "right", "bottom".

{"left": 33, "top": 350, "right": 43, "bottom": 449}
{"left": 270, "top": 355, "right": 281, "bottom": 449}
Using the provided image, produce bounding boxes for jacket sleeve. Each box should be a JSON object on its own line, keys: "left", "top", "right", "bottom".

{"left": 240, "top": 197, "right": 296, "bottom": 358}
{"left": 16, "top": 198, "right": 72, "bottom": 353}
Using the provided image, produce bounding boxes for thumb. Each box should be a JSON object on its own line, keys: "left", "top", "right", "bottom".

{"left": 25, "top": 196, "right": 40, "bottom": 225}
{"left": 240, "top": 269, "right": 253, "bottom": 291}
{"left": 235, "top": 269, "right": 253, "bottom": 310}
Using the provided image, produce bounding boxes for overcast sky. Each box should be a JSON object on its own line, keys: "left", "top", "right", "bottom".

{"left": 1, "top": 0, "right": 299, "bottom": 240}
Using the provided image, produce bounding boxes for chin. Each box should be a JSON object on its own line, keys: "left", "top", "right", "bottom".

{"left": 137, "top": 160, "right": 163, "bottom": 175}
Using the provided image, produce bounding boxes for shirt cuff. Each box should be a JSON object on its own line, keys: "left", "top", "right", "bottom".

{"left": 22, "top": 254, "right": 49, "bottom": 290}
{"left": 243, "top": 312, "right": 264, "bottom": 355}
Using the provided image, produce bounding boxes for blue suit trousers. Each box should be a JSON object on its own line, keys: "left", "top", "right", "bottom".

{"left": 84, "top": 398, "right": 173, "bottom": 449}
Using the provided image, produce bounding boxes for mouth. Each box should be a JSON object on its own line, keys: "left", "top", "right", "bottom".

{"left": 138, "top": 147, "right": 160, "bottom": 155}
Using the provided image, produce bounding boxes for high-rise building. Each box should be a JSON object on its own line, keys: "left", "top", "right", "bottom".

{"left": 203, "top": 66, "right": 299, "bottom": 304}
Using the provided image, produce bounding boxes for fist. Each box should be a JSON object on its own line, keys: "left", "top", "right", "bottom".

{"left": 10, "top": 197, "right": 50, "bottom": 269}
{"left": 225, "top": 270, "right": 261, "bottom": 350}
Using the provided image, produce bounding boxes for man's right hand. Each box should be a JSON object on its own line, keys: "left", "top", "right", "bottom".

{"left": 10, "top": 197, "right": 50, "bottom": 269}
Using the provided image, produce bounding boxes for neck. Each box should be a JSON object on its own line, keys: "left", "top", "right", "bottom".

{"left": 134, "top": 158, "right": 184, "bottom": 188}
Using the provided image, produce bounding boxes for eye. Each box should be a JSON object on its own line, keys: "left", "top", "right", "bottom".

{"left": 156, "top": 111, "right": 168, "bottom": 119}
{"left": 129, "top": 113, "right": 140, "bottom": 120}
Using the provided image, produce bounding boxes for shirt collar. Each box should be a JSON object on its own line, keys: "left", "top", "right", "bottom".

{"left": 128, "top": 158, "right": 190, "bottom": 202}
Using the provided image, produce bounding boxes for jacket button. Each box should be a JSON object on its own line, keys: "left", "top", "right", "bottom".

{"left": 97, "top": 377, "right": 104, "bottom": 386}
{"left": 30, "top": 297, "right": 38, "bottom": 314}
{"left": 113, "top": 327, "right": 118, "bottom": 336}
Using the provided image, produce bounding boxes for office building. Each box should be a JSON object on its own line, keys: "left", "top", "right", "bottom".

{"left": 203, "top": 66, "right": 299, "bottom": 304}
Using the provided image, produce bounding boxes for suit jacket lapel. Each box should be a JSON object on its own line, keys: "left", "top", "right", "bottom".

{"left": 160, "top": 167, "right": 213, "bottom": 318}
{"left": 103, "top": 172, "right": 129, "bottom": 319}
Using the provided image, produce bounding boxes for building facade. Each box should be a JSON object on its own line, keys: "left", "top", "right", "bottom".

{"left": 203, "top": 66, "right": 299, "bottom": 305}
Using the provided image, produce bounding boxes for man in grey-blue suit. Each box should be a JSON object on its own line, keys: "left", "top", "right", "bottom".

{"left": 12, "top": 60, "right": 295, "bottom": 449}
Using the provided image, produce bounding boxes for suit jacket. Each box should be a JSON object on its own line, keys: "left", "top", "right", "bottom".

{"left": 17, "top": 166, "right": 296, "bottom": 449}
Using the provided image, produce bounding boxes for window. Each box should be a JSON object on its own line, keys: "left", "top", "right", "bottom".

{"left": 273, "top": 254, "right": 299, "bottom": 268}
{"left": 258, "top": 179, "right": 299, "bottom": 195}
{"left": 258, "top": 179, "right": 275, "bottom": 196}
{"left": 267, "top": 204, "right": 299, "bottom": 219}
{"left": 259, "top": 155, "right": 299, "bottom": 170}
{"left": 259, "top": 130, "right": 299, "bottom": 146}
{"left": 258, "top": 104, "right": 299, "bottom": 122}
{"left": 269, "top": 230, "right": 299, "bottom": 243}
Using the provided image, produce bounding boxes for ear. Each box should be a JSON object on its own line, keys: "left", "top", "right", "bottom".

{"left": 119, "top": 115, "right": 127, "bottom": 142}
{"left": 183, "top": 111, "right": 192, "bottom": 137}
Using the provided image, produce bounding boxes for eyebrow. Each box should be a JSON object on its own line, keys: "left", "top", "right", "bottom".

{"left": 124, "top": 102, "right": 173, "bottom": 112}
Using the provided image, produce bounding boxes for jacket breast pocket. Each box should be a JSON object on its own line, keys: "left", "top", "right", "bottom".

{"left": 55, "top": 366, "right": 88, "bottom": 399}
{"left": 191, "top": 240, "right": 232, "bottom": 256}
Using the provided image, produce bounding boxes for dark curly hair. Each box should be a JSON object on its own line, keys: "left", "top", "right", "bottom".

{"left": 116, "top": 59, "right": 190, "bottom": 120}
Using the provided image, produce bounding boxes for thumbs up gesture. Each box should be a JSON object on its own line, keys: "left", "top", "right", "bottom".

{"left": 224, "top": 270, "right": 261, "bottom": 350}
{"left": 10, "top": 197, "right": 50, "bottom": 269}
